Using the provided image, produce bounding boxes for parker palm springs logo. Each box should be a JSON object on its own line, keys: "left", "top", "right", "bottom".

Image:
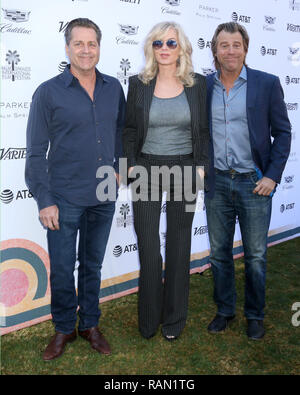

{"left": 2, "top": 50, "right": 31, "bottom": 81}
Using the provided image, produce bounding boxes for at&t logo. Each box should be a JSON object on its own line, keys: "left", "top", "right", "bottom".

{"left": 113, "top": 243, "right": 138, "bottom": 257}
{"left": 231, "top": 12, "right": 251, "bottom": 23}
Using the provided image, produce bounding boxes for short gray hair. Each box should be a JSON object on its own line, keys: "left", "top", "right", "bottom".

{"left": 64, "top": 18, "right": 102, "bottom": 46}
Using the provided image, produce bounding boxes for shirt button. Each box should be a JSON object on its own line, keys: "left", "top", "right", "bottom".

{"left": 97, "top": 139, "right": 101, "bottom": 143}
{"left": 98, "top": 157, "right": 102, "bottom": 161}
{"left": 96, "top": 122, "right": 99, "bottom": 125}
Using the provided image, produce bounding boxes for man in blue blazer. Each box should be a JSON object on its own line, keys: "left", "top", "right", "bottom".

{"left": 205, "top": 22, "right": 291, "bottom": 339}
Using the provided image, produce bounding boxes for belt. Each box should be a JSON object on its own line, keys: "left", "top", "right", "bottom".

{"left": 215, "top": 168, "right": 255, "bottom": 176}
{"left": 140, "top": 153, "right": 193, "bottom": 160}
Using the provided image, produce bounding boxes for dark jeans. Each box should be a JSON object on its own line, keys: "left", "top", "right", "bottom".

{"left": 205, "top": 170, "right": 272, "bottom": 320}
{"left": 47, "top": 194, "right": 115, "bottom": 334}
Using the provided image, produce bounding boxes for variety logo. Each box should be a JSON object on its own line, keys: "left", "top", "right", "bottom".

{"left": 193, "top": 225, "right": 208, "bottom": 236}
{"left": 287, "top": 23, "right": 300, "bottom": 32}
{"left": 58, "top": 21, "right": 69, "bottom": 33}
{"left": 0, "top": 147, "right": 26, "bottom": 160}
{"left": 0, "top": 8, "right": 31, "bottom": 34}
{"left": 2, "top": 50, "right": 31, "bottom": 81}
{"left": 231, "top": 12, "right": 251, "bottom": 23}
{"left": 260, "top": 46, "right": 277, "bottom": 56}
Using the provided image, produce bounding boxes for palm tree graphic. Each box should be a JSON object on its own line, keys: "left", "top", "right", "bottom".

{"left": 120, "top": 203, "right": 130, "bottom": 227}
{"left": 120, "top": 59, "right": 131, "bottom": 84}
{"left": 6, "top": 50, "right": 20, "bottom": 81}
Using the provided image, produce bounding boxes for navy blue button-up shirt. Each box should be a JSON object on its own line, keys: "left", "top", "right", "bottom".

{"left": 25, "top": 65, "right": 125, "bottom": 210}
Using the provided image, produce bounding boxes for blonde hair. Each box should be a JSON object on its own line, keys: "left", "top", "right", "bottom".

{"left": 139, "top": 21, "right": 195, "bottom": 87}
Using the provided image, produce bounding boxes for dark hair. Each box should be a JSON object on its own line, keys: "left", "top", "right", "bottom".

{"left": 211, "top": 22, "right": 249, "bottom": 69}
{"left": 64, "top": 18, "right": 102, "bottom": 46}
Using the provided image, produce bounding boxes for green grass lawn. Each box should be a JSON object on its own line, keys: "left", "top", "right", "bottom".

{"left": 1, "top": 237, "right": 299, "bottom": 375}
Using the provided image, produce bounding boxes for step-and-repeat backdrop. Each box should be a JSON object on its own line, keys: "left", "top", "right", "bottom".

{"left": 1, "top": 0, "right": 299, "bottom": 334}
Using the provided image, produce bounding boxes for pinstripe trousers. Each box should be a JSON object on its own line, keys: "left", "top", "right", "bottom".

{"left": 131, "top": 153, "right": 196, "bottom": 338}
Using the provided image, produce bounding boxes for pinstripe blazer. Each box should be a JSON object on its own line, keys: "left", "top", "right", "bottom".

{"left": 122, "top": 73, "right": 210, "bottom": 172}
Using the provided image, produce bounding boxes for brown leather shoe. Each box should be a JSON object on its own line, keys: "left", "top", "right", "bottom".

{"left": 43, "top": 330, "right": 77, "bottom": 361}
{"left": 79, "top": 327, "right": 111, "bottom": 355}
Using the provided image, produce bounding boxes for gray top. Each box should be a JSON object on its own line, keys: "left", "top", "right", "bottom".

{"left": 141, "top": 90, "right": 192, "bottom": 155}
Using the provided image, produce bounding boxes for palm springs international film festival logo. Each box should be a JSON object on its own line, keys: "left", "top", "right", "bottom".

{"left": 116, "top": 203, "right": 134, "bottom": 228}
{"left": 117, "top": 59, "right": 134, "bottom": 85}
{"left": 2, "top": 50, "right": 31, "bottom": 81}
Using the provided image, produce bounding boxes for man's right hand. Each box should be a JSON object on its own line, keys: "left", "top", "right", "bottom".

{"left": 39, "top": 205, "right": 59, "bottom": 230}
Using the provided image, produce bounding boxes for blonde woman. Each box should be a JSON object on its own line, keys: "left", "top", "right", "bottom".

{"left": 123, "top": 22, "right": 209, "bottom": 340}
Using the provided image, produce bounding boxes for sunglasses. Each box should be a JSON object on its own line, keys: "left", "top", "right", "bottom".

{"left": 152, "top": 39, "right": 178, "bottom": 50}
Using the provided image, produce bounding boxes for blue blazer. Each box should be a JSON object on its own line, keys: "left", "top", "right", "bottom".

{"left": 205, "top": 66, "right": 291, "bottom": 198}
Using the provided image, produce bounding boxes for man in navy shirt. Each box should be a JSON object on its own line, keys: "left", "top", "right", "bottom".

{"left": 25, "top": 18, "right": 125, "bottom": 360}
{"left": 205, "top": 22, "right": 291, "bottom": 340}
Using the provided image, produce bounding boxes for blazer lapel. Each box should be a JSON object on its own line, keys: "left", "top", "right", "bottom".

{"left": 206, "top": 73, "right": 215, "bottom": 137}
{"left": 184, "top": 85, "right": 196, "bottom": 138}
{"left": 143, "top": 77, "right": 156, "bottom": 142}
{"left": 246, "top": 67, "right": 258, "bottom": 138}
{"left": 246, "top": 67, "right": 257, "bottom": 110}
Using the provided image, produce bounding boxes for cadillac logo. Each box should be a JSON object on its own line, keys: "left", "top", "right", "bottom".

{"left": 2, "top": 9, "right": 31, "bottom": 23}
{"left": 119, "top": 24, "right": 139, "bottom": 35}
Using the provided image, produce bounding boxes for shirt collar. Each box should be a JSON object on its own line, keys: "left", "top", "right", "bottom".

{"left": 215, "top": 64, "right": 247, "bottom": 82}
{"left": 61, "top": 64, "right": 108, "bottom": 87}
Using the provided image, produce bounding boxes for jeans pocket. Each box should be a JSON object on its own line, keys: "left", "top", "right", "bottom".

{"left": 249, "top": 173, "right": 259, "bottom": 186}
